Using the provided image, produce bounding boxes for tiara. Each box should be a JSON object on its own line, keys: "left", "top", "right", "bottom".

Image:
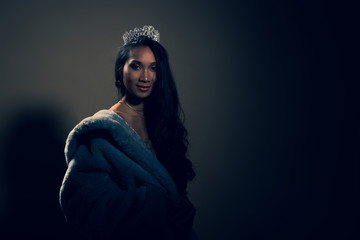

{"left": 122, "top": 26, "right": 160, "bottom": 44}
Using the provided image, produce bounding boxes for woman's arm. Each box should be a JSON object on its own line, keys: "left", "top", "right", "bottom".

{"left": 60, "top": 136, "right": 169, "bottom": 239}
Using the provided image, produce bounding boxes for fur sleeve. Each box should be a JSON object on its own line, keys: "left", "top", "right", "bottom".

{"left": 59, "top": 135, "right": 170, "bottom": 239}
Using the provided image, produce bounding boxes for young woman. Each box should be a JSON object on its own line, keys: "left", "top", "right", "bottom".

{"left": 59, "top": 26, "right": 197, "bottom": 240}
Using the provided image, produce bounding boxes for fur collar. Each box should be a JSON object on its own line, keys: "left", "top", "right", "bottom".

{"left": 64, "top": 109, "right": 178, "bottom": 198}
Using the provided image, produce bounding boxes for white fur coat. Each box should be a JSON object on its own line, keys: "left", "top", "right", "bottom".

{"left": 59, "top": 110, "right": 195, "bottom": 239}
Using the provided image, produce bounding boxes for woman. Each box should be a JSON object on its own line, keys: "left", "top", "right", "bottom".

{"left": 59, "top": 26, "right": 197, "bottom": 240}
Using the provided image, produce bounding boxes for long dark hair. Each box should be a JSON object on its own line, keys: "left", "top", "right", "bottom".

{"left": 115, "top": 36, "right": 195, "bottom": 194}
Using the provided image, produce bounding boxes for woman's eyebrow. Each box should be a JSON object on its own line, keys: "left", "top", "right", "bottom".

{"left": 129, "top": 60, "right": 142, "bottom": 64}
{"left": 129, "top": 59, "right": 156, "bottom": 65}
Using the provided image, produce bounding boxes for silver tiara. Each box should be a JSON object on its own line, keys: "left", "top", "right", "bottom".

{"left": 123, "top": 26, "right": 160, "bottom": 44}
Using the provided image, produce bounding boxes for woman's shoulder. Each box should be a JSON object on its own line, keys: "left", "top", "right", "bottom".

{"left": 64, "top": 110, "right": 180, "bottom": 199}
{"left": 64, "top": 109, "right": 135, "bottom": 161}
{"left": 67, "top": 109, "right": 124, "bottom": 139}
{"left": 79, "top": 109, "right": 123, "bottom": 127}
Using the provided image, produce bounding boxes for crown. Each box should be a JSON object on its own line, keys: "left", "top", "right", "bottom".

{"left": 123, "top": 26, "right": 160, "bottom": 44}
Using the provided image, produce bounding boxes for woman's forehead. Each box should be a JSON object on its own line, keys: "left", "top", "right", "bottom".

{"left": 128, "top": 46, "right": 156, "bottom": 62}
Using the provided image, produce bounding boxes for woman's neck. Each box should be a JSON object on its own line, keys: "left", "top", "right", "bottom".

{"left": 123, "top": 95, "right": 144, "bottom": 111}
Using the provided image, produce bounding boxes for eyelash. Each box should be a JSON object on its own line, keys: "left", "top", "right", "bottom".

{"left": 130, "top": 64, "right": 141, "bottom": 70}
{"left": 130, "top": 63, "right": 156, "bottom": 72}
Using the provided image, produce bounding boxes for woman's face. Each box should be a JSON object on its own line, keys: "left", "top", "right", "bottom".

{"left": 122, "top": 46, "right": 157, "bottom": 100}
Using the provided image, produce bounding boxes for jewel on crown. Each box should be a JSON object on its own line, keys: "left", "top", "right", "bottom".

{"left": 123, "top": 26, "right": 160, "bottom": 44}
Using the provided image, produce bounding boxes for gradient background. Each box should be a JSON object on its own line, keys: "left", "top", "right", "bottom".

{"left": 0, "top": 0, "right": 358, "bottom": 239}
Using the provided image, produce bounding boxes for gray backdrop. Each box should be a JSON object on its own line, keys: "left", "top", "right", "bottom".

{"left": 0, "top": 0, "right": 358, "bottom": 239}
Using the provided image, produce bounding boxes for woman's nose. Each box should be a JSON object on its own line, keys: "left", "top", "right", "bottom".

{"left": 140, "top": 69, "right": 150, "bottom": 81}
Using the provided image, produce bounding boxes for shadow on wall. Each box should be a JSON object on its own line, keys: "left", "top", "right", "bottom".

{"left": 0, "top": 105, "right": 83, "bottom": 239}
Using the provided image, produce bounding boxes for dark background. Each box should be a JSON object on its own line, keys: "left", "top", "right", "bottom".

{"left": 0, "top": 0, "right": 358, "bottom": 239}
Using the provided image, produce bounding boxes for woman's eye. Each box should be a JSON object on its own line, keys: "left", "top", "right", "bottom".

{"left": 150, "top": 66, "right": 157, "bottom": 72}
{"left": 130, "top": 64, "right": 141, "bottom": 70}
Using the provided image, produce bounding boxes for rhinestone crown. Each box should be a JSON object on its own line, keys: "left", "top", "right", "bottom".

{"left": 123, "top": 25, "right": 160, "bottom": 44}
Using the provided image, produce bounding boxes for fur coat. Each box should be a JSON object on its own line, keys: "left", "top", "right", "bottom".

{"left": 59, "top": 110, "right": 197, "bottom": 240}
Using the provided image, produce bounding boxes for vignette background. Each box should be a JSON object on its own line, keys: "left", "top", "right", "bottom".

{"left": 0, "top": 0, "right": 358, "bottom": 239}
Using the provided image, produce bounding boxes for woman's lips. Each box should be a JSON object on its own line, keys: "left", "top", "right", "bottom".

{"left": 136, "top": 85, "right": 151, "bottom": 92}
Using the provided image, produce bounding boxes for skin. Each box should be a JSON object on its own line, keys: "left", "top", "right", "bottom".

{"left": 110, "top": 46, "right": 156, "bottom": 154}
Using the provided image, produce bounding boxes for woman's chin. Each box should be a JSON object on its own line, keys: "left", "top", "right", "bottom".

{"left": 135, "top": 90, "right": 153, "bottom": 99}
{"left": 125, "top": 88, "right": 154, "bottom": 101}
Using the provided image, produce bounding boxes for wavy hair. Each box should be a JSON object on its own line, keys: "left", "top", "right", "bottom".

{"left": 115, "top": 36, "right": 195, "bottom": 193}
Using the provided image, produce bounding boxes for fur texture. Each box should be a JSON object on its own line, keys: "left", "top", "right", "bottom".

{"left": 59, "top": 110, "right": 191, "bottom": 239}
